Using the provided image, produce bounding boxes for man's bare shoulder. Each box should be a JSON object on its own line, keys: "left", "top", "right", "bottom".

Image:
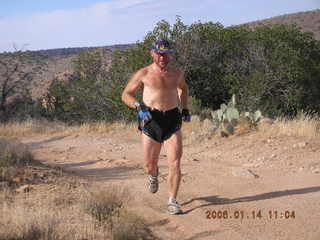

{"left": 135, "top": 66, "right": 150, "bottom": 76}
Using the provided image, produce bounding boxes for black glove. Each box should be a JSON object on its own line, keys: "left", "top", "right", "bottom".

{"left": 181, "top": 108, "right": 191, "bottom": 122}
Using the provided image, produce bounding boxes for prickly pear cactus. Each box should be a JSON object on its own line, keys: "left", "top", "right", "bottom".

{"left": 244, "top": 110, "right": 263, "bottom": 125}
{"left": 211, "top": 94, "right": 262, "bottom": 137}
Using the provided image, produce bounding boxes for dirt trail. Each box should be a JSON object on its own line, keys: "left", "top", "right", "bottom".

{"left": 22, "top": 129, "right": 320, "bottom": 240}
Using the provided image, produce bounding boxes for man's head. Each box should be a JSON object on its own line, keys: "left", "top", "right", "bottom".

{"left": 151, "top": 40, "right": 173, "bottom": 54}
{"left": 150, "top": 40, "right": 173, "bottom": 69}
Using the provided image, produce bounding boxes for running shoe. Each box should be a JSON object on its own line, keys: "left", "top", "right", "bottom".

{"left": 148, "top": 169, "right": 159, "bottom": 194}
{"left": 167, "top": 199, "right": 182, "bottom": 215}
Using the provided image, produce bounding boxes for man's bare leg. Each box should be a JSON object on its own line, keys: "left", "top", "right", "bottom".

{"left": 142, "top": 133, "right": 161, "bottom": 176}
{"left": 164, "top": 130, "right": 182, "bottom": 199}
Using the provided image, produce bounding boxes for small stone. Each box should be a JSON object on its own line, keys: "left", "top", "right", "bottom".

{"left": 293, "top": 142, "right": 307, "bottom": 148}
{"left": 257, "top": 157, "right": 265, "bottom": 161}
{"left": 232, "top": 167, "right": 259, "bottom": 178}
{"left": 297, "top": 142, "right": 307, "bottom": 148}
{"left": 242, "top": 163, "right": 259, "bottom": 168}
{"left": 312, "top": 168, "right": 320, "bottom": 174}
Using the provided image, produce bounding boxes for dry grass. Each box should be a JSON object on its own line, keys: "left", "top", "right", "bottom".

{"left": 0, "top": 119, "right": 69, "bottom": 138}
{"left": 182, "top": 116, "right": 215, "bottom": 144}
{"left": 0, "top": 183, "right": 153, "bottom": 240}
{"left": 184, "top": 112, "right": 320, "bottom": 142}
{"left": 0, "top": 119, "right": 137, "bottom": 138}
{"left": 77, "top": 121, "right": 136, "bottom": 135}
{"left": 83, "top": 185, "right": 153, "bottom": 240}
{"left": 182, "top": 115, "right": 212, "bottom": 134}
{"left": 83, "top": 185, "right": 131, "bottom": 223}
{"left": 0, "top": 138, "right": 35, "bottom": 183}
{"left": 0, "top": 138, "right": 34, "bottom": 167}
{"left": 259, "top": 112, "right": 320, "bottom": 139}
{"left": 1, "top": 112, "right": 319, "bottom": 141}
{"left": 0, "top": 186, "right": 105, "bottom": 240}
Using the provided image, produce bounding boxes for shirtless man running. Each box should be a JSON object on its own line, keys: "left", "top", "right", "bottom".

{"left": 121, "top": 40, "right": 191, "bottom": 214}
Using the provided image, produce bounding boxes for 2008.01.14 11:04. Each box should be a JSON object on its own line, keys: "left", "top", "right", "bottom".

{"left": 205, "top": 210, "right": 296, "bottom": 219}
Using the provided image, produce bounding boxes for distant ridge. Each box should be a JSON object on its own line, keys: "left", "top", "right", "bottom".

{"left": 35, "top": 44, "right": 134, "bottom": 59}
{"left": 241, "top": 9, "right": 320, "bottom": 40}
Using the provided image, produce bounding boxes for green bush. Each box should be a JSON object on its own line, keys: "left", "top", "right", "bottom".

{"left": 106, "top": 17, "right": 320, "bottom": 118}
{"left": 45, "top": 17, "right": 320, "bottom": 122}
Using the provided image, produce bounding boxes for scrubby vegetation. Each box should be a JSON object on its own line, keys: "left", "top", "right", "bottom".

{"left": 0, "top": 137, "right": 153, "bottom": 240}
{"left": 0, "top": 51, "right": 47, "bottom": 122}
{"left": 1, "top": 16, "right": 320, "bottom": 124}
{"left": 42, "top": 17, "right": 320, "bottom": 123}
{"left": 0, "top": 181, "right": 153, "bottom": 240}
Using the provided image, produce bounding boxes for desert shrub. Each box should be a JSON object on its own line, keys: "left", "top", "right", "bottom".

{"left": 258, "top": 111, "right": 320, "bottom": 139}
{"left": 0, "top": 138, "right": 33, "bottom": 168}
{"left": 45, "top": 17, "right": 320, "bottom": 122}
{"left": 0, "top": 138, "right": 34, "bottom": 183}
{"left": 108, "top": 17, "right": 320, "bottom": 118}
{"left": 112, "top": 211, "right": 151, "bottom": 240}
{"left": 189, "top": 96, "right": 202, "bottom": 116}
{"left": 84, "top": 186, "right": 129, "bottom": 223}
{"left": 83, "top": 185, "right": 154, "bottom": 240}
{"left": 43, "top": 48, "right": 136, "bottom": 123}
{"left": 0, "top": 51, "right": 47, "bottom": 122}
{"left": 0, "top": 199, "right": 74, "bottom": 240}
{"left": 1, "top": 92, "right": 42, "bottom": 122}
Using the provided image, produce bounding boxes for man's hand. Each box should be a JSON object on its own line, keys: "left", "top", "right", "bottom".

{"left": 136, "top": 103, "right": 152, "bottom": 123}
{"left": 181, "top": 109, "right": 191, "bottom": 122}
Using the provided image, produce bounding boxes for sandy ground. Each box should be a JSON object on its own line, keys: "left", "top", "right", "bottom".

{"left": 22, "top": 126, "right": 320, "bottom": 240}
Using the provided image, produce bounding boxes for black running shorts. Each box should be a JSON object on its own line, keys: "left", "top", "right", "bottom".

{"left": 138, "top": 107, "right": 182, "bottom": 143}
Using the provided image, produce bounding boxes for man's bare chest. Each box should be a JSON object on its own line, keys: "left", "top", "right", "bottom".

{"left": 142, "top": 73, "right": 179, "bottom": 90}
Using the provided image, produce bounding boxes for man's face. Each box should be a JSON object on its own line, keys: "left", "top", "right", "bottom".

{"left": 151, "top": 50, "right": 170, "bottom": 69}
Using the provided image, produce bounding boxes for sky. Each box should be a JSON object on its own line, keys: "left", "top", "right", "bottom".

{"left": 0, "top": 0, "right": 319, "bottom": 52}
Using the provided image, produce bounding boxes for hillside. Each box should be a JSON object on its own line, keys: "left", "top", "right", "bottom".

{"left": 36, "top": 43, "right": 133, "bottom": 59}
{"left": 242, "top": 9, "right": 320, "bottom": 40}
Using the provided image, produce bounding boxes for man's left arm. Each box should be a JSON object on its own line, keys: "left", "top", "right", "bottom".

{"left": 177, "top": 71, "right": 191, "bottom": 122}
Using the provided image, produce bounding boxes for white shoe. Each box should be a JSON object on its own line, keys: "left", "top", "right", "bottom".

{"left": 148, "top": 175, "right": 158, "bottom": 193}
{"left": 167, "top": 199, "right": 182, "bottom": 215}
{"left": 148, "top": 168, "right": 159, "bottom": 194}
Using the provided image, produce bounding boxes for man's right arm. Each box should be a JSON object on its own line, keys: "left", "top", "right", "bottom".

{"left": 121, "top": 69, "right": 144, "bottom": 108}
